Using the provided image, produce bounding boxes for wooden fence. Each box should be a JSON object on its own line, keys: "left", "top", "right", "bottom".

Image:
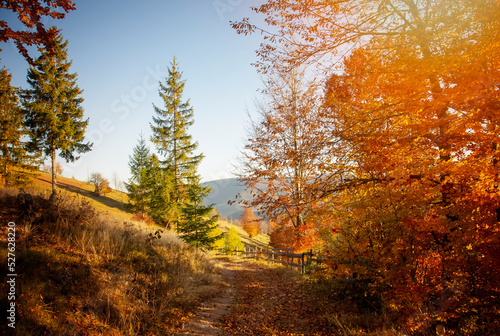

{"left": 221, "top": 243, "right": 322, "bottom": 274}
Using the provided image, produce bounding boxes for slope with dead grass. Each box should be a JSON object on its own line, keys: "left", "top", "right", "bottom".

{"left": 0, "top": 188, "right": 221, "bottom": 336}
{"left": 29, "top": 172, "right": 130, "bottom": 220}
{"left": 30, "top": 173, "right": 273, "bottom": 249}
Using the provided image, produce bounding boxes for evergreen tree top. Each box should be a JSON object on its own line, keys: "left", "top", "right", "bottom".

{"left": 23, "top": 30, "right": 91, "bottom": 163}
{"left": 129, "top": 133, "right": 151, "bottom": 169}
{"left": 29, "top": 31, "right": 76, "bottom": 82}
{"left": 150, "top": 57, "right": 203, "bottom": 179}
{"left": 159, "top": 58, "right": 188, "bottom": 101}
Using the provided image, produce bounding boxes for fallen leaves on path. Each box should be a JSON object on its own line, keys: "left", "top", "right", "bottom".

{"left": 221, "top": 261, "right": 335, "bottom": 336}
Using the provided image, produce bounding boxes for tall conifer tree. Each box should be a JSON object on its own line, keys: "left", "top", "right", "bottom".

{"left": 0, "top": 66, "right": 39, "bottom": 186}
{"left": 150, "top": 58, "right": 204, "bottom": 225}
{"left": 23, "top": 31, "right": 91, "bottom": 196}
{"left": 149, "top": 58, "right": 218, "bottom": 242}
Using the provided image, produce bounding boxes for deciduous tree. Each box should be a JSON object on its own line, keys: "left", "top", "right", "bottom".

{"left": 269, "top": 218, "right": 296, "bottom": 249}
{"left": 240, "top": 207, "right": 259, "bottom": 238}
{"left": 89, "top": 172, "right": 111, "bottom": 197}
{"left": 0, "top": 0, "right": 76, "bottom": 63}
{"left": 237, "top": 68, "right": 335, "bottom": 249}
{"left": 319, "top": 13, "right": 500, "bottom": 329}
{"left": 234, "top": 0, "right": 500, "bottom": 332}
{"left": 225, "top": 227, "right": 244, "bottom": 255}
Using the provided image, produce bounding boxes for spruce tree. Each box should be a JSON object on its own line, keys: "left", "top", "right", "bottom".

{"left": 126, "top": 135, "right": 173, "bottom": 226}
{"left": 178, "top": 175, "right": 220, "bottom": 248}
{"left": 126, "top": 134, "right": 151, "bottom": 221}
{"left": 23, "top": 31, "right": 91, "bottom": 196}
{"left": 0, "top": 66, "right": 40, "bottom": 186}
{"left": 150, "top": 58, "right": 203, "bottom": 225}
{"left": 143, "top": 154, "right": 172, "bottom": 226}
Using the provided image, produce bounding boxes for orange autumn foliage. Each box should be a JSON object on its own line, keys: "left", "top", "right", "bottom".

{"left": 240, "top": 207, "right": 260, "bottom": 237}
{"left": 235, "top": 0, "right": 500, "bottom": 333}
{"left": 269, "top": 221, "right": 295, "bottom": 249}
{"left": 237, "top": 69, "right": 336, "bottom": 249}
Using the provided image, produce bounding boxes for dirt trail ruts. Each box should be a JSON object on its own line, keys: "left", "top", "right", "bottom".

{"left": 175, "top": 257, "right": 241, "bottom": 335}
{"left": 177, "top": 256, "right": 334, "bottom": 336}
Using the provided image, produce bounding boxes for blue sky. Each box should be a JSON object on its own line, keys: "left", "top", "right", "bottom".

{"left": 0, "top": 0, "right": 265, "bottom": 185}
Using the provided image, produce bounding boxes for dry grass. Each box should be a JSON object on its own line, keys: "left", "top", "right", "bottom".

{"left": 25, "top": 172, "right": 131, "bottom": 220}
{"left": 0, "top": 188, "right": 221, "bottom": 336}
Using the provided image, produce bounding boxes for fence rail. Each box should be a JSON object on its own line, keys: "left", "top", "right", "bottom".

{"left": 220, "top": 244, "right": 322, "bottom": 274}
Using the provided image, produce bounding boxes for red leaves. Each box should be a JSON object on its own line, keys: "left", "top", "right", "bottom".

{"left": 0, "top": 0, "right": 75, "bottom": 63}
{"left": 238, "top": 69, "right": 333, "bottom": 249}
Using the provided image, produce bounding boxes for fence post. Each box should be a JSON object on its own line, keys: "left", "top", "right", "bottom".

{"left": 301, "top": 253, "right": 305, "bottom": 274}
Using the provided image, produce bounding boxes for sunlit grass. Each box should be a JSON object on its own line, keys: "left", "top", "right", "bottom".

{"left": 0, "top": 172, "right": 274, "bottom": 334}
{"left": 0, "top": 186, "right": 221, "bottom": 335}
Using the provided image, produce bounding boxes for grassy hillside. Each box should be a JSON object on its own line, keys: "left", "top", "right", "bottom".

{"left": 31, "top": 173, "right": 270, "bottom": 248}
{"left": 29, "top": 172, "right": 131, "bottom": 221}
{"left": 1, "top": 173, "right": 260, "bottom": 335}
{"left": 0, "top": 173, "right": 271, "bottom": 334}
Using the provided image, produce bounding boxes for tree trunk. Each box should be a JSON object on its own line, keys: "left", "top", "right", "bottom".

{"left": 51, "top": 145, "right": 57, "bottom": 196}
{"left": 1, "top": 162, "right": 7, "bottom": 187}
{"left": 1, "top": 145, "right": 10, "bottom": 187}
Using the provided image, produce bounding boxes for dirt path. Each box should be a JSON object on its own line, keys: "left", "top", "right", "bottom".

{"left": 175, "top": 257, "right": 241, "bottom": 336}
{"left": 176, "top": 257, "right": 334, "bottom": 336}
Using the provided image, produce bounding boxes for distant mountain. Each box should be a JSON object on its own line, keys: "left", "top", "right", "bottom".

{"left": 202, "top": 178, "right": 252, "bottom": 220}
